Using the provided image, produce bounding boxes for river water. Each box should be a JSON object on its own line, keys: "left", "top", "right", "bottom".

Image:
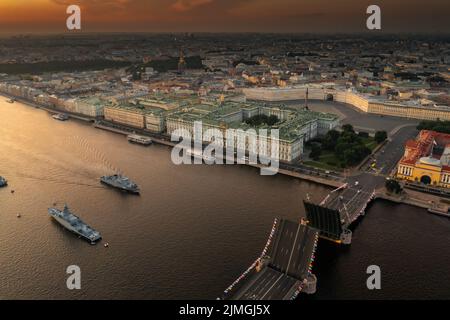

{"left": 0, "top": 99, "right": 449, "bottom": 300}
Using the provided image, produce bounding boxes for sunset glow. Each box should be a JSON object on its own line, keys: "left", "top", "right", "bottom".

{"left": 0, "top": 0, "right": 448, "bottom": 33}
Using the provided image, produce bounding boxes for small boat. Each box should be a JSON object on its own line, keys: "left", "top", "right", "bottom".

{"left": 127, "top": 134, "right": 152, "bottom": 146}
{"left": 6, "top": 98, "right": 15, "bottom": 104}
{"left": 0, "top": 176, "right": 7, "bottom": 188}
{"left": 52, "top": 113, "right": 69, "bottom": 121}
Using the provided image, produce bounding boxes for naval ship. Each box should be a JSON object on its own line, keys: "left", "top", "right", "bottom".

{"left": 100, "top": 174, "right": 140, "bottom": 194}
{"left": 0, "top": 176, "right": 7, "bottom": 187}
{"left": 48, "top": 204, "right": 101, "bottom": 244}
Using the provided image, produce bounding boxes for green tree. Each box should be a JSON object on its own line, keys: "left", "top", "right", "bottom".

{"left": 385, "top": 179, "right": 402, "bottom": 194}
{"left": 417, "top": 120, "right": 450, "bottom": 134}
{"left": 342, "top": 124, "right": 355, "bottom": 133}
{"left": 374, "top": 131, "right": 388, "bottom": 143}
{"left": 309, "top": 145, "right": 322, "bottom": 161}
{"left": 245, "top": 114, "right": 278, "bottom": 127}
{"left": 335, "top": 135, "right": 370, "bottom": 167}
{"left": 322, "top": 130, "right": 340, "bottom": 150}
{"left": 267, "top": 115, "right": 279, "bottom": 126}
{"left": 358, "top": 131, "right": 369, "bottom": 138}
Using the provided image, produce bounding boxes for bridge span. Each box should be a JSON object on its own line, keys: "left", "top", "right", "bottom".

{"left": 222, "top": 218, "right": 319, "bottom": 300}
{"left": 304, "top": 175, "right": 376, "bottom": 244}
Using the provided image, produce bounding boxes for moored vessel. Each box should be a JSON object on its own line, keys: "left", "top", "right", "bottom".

{"left": 48, "top": 204, "right": 101, "bottom": 244}
{"left": 127, "top": 134, "right": 152, "bottom": 146}
{"left": 0, "top": 176, "right": 7, "bottom": 188}
{"left": 100, "top": 174, "right": 140, "bottom": 194}
{"left": 52, "top": 113, "right": 69, "bottom": 121}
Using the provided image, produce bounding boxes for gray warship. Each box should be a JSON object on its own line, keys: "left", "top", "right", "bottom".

{"left": 48, "top": 204, "right": 102, "bottom": 244}
{"left": 100, "top": 174, "right": 140, "bottom": 194}
{"left": 0, "top": 176, "right": 7, "bottom": 188}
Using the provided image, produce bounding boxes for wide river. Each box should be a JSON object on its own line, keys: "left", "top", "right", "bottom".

{"left": 0, "top": 99, "right": 449, "bottom": 299}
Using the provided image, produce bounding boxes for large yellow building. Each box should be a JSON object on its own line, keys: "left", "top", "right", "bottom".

{"left": 243, "top": 86, "right": 450, "bottom": 121}
{"left": 397, "top": 130, "right": 450, "bottom": 188}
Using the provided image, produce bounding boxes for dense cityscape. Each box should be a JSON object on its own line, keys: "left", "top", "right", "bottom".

{"left": 1, "top": 34, "right": 449, "bottom": 165}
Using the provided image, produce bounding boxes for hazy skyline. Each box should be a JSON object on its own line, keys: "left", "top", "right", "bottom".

{"left": 0, "top": 0, "right": 449, "bottom": 34}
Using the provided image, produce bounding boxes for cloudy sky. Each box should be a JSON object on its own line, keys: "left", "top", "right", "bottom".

{"left": 0, "top": 0, "right": 448, "bottom": 33}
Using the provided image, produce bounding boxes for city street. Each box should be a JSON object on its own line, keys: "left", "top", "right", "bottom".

{"left": 360, "top": 125, "right": 418, "bottom": 175}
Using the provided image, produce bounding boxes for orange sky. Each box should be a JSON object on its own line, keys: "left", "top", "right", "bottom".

{"left": 0, "top": 0, "right": 448, "bottom": 33}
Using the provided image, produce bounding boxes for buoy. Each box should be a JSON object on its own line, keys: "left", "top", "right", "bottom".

{"left": 17, "top": 214, "right": 21, "bottom": 218}
{"left": 104, "top": 243, "right": 109, "bottom": 248}
{"left": 11, "top": 190, "right": 15, "bottom": 194}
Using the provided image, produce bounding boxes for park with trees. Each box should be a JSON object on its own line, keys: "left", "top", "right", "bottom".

{"left": 305, "top": 124, "right": 387, "bottom": 170}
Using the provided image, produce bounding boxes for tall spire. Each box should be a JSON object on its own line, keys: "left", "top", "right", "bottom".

{"left": 178, "top": 49, "right": 186, "bottom": 73}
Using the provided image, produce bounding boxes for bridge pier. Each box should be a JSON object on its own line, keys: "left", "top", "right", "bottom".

{"left": 303, "top": 274, "right": 317, "bottom": 295}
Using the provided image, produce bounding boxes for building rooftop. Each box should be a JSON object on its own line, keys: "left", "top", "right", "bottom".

{"left": 400, "top": 130, "right": 450, "bottom": 167}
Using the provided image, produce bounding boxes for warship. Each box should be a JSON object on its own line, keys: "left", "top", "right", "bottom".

{"left": 48, "top": 204, "right": 101, "bottom": 244}
{"left": 100, "top": 174, "right": 140, "bottom": 194}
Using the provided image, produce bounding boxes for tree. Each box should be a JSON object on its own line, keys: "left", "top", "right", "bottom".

{"left": 385, "top": 179, "right": 402, "bottom": 194}
{"left": 375, "top": 131, "right": 388, "bottom": 143}
{"left": 342, "top": 124, "right": 355, "bottom": 133}
{"left": 417, "top": 120, "right": 450, "bottom": 134}
{"left": 267, "top": 115, "right": 278, "bottom": 126}
{"left": 309, "top": 145, "right": 322, "bottom": 161}
{"left": 339, "top": 130, "right": 359, "bottom": 144}
{"left": 337, "top": 143, "right": 370, "bottom": 166}
{"left": 322, "top": 130, "right": 340, "bottom": 150}
{"left": 245, "top": 114, "right": 279, "bottom": 127}
{"left": 358, "top": 131, "right": 369, "bottom": 138}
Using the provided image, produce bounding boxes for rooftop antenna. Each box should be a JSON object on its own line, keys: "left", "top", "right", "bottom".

{"left": 430, "top": 138, "right": 437, "bottom": 157}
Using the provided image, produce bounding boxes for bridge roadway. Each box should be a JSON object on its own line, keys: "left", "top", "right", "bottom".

{"left": 225, "top": 219, "right": 318, "bottom": 300}
{"left": 322, "top": 180, "right": 375, "bottom": 227}
{"left": 305, "top": 172, "right": 383, "bottom": 243}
